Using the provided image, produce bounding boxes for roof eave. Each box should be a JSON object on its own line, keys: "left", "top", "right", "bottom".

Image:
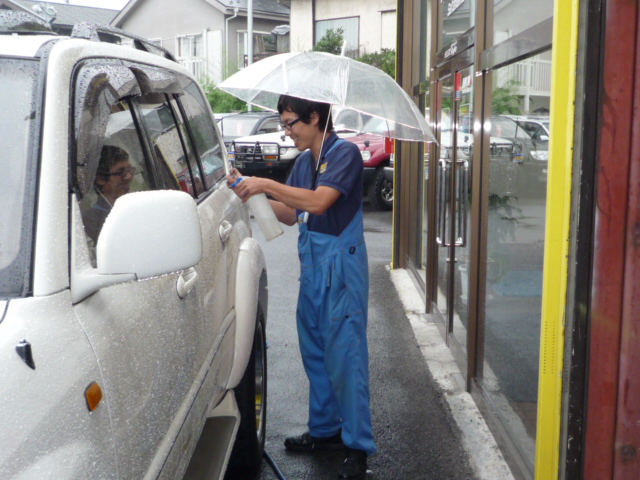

{"left": 110, "top": 0, "right": 138, "bottom": 27}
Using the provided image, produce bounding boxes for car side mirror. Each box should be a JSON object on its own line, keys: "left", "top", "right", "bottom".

{"left": 71, "top": 190, "right": 202, "bottom": 303}
{"left": 540, "top": 134, "right": 549, "bottom": 141}
{"left": 96, "top": 190, "right": 202, "bottom": 277}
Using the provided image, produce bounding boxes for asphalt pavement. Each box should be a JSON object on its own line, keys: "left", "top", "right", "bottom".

{"left": 249, "top": 204, "right": 510, "bottom": 480}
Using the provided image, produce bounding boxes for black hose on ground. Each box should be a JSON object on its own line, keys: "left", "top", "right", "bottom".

{"left": 263, "top": 450, "right": 287, "bottom": 480}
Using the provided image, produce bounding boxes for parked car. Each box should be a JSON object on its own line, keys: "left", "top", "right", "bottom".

{"left": 505, "top": 114, "right": 550, "bottom": 147}
{"left": 0, "top": 12, "right": 267, "bottom": 480}
{"left": 339, "top": 116, "right": 395, "bottom": 211}
{"left": 229, "top": 129, "right": 301, "bottom": 181}
{"left": 491, "top": 115, "right": 550, "bottom": 195}
{"left": 218, "top": 111, "right": 281, "bottom": 151}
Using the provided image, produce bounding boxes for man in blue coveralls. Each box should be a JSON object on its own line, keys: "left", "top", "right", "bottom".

{"left": 227, "top": 95, "right": 376, "bottom": 480}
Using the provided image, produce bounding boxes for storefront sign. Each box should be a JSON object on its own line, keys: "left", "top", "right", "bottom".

{"left": 444, "top": 42, "right": 458, "bottom": 59}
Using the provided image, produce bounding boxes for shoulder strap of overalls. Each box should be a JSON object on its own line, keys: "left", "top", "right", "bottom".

{"left": 312, "top": 139, "right": 345, "bottom": 190}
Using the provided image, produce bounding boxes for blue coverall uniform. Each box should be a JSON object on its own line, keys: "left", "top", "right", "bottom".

{"left": 287, "top": 132, "right": 377, "bottom": 455}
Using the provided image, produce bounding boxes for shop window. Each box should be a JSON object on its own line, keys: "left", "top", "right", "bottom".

{"left": 479, "top": 50, "right": 552, "bottom": 474}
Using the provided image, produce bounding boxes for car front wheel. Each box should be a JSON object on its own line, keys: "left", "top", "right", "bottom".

{"left": 224, "top": 310, "right": 267, "bottom": 480}
{"left": 368, "top": 167, "right": 393, "bottom": 211}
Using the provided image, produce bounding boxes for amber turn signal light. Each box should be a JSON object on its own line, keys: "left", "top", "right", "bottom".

{"left": 85, "top": 382, "right": 103, "bottom": 411}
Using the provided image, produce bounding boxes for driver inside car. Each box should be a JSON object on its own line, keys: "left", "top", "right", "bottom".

{"left": 83, "top": 144, "right": 135, "bottom": 244}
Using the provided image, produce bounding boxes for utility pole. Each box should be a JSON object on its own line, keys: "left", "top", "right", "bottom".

{"left": 247, "top": 0, "right": 253, "bottom": 111}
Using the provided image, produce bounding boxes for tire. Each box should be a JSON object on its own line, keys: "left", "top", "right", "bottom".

{"left": 368, "top": 166, "right": 393, "bottom": 211}
{"left": 224, "top": 311, "right": 267, "bottom": 480}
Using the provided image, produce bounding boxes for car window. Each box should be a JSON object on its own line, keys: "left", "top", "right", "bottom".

{"left": 136, "top": 93, "right": 203, "bottom": 197}
{"left": 491, "top": 117, "right": 530, "bottom": 139}
{"left": 78, "top": 101, "right": 153, "bottom": 259}
{"left": 0, "top": 58, "right": 39, "bottom": 298}
{"left": 257, "top": 117, "right": 279, "bottom": 134}
{"left": 180, "top": 82, "right": 227, "bottom": 188}
{"left": 74, "top": 61, "right": 141, "bottom": 197}
{"left": 220, "top": 116, "right": 259, "bottom": 137}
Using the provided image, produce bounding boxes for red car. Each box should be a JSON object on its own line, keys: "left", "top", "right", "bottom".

{"left": 340, "top": 131, "right": 394, "bottom": 211}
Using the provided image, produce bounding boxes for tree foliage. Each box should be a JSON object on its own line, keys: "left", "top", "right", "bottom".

{"left": 201, "top": 78, "right": 247, "bottom": 113}
{"left": 356, "top": 49, "right": 396, "bottom": 79}
{"left": 491, "top": 80, "right": 522, "bottom": 115}
{"left": 313, "top": 28, "right": 345, "bottom": 55}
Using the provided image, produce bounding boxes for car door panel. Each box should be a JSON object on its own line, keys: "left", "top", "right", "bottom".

{"left": 73, "top": 272, "right": 202, "bottom": 479}
{"left": 0, "top": 293, "right": 116, "bottom": 479}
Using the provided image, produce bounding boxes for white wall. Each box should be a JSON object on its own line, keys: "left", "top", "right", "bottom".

{"left": 116, "top": 0, "right": 287, "bottom": 82}
{"left": 115, "top": 0, "right": 225, "bottom": 53}
{"left": 290, "top": 0, "right": 396, "bottom": 54}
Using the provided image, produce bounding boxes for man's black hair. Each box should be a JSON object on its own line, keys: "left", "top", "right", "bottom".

{"left": 277, "top": 95, "right": 333, "bottom": 131}
{"left": 96, "top": 145, "right": 129, "bottom": 179}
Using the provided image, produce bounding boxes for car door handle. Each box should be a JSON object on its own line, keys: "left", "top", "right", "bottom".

{"left": 177, "top": 267, "right": 198, "bottom": 299}
{"left": 219, "top": 220, "right": 233, "bottom": 242}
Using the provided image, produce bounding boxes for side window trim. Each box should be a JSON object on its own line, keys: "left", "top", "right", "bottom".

{"left": 165, "top": 95, "right": 202, "bottom": 197}
{"left": 172, "top": 95, "right": 210, "bottom": 191}
{"left": 127, "top": 98, "right": 163, "bottom": 190}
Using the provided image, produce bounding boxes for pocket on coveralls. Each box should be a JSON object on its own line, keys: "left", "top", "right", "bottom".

{"left": 329, "top": 246, "right": 365, "bottom": 323}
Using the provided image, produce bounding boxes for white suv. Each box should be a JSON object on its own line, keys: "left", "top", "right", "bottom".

{"left": 0, "top": 13, "right": 267, "bottom": 480}
{"left": 229, "top": 129, "right": 301, "bottom": 181}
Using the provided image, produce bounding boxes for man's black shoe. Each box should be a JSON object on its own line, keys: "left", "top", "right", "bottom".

{"left": 284, "top": 431, "right": 343, "bottom": 452}
{"left": 337, "top": 448, "right": 367, "bottom": 479}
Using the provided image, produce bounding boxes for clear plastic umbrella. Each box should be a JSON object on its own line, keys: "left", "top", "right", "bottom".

{"left": 217, "top": 51, "right": 435, "bottom": 143}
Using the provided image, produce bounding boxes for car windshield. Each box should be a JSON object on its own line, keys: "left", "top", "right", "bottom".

{"left": 219, "top": 115, "right": 261, "bottom": 138}
{"left": 362, "top": 116, "right": 387, "bottom": 133}
{"left": 0, "top": 58, "right": 39, "bottom": 298}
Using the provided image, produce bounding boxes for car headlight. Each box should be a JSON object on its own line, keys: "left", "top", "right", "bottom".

{"left": 262, "top": 145, "right": 278, "bottom": 155}
{"left": 531, "top": 150, "right": 548, "bottom": 161}
{"left": 361, "top": 151, "right": 371, "bottom": 162}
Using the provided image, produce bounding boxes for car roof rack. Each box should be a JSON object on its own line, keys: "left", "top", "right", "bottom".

{"left": 0, "top": 11, "right": 55, "bottom": 35}
{"left": 71, "top": 23, "right": 177, "bottom": 63}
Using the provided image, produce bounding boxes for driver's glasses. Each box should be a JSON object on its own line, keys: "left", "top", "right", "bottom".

{"left": 109, "top": 166, "right": 136, "bottom": 178}
{"left": 279, "top": 117, "right": 301, "bottom": 131}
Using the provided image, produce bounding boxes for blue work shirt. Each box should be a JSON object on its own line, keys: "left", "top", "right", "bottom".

{"left": 287, "top": 132, "right": 364, "bottom": 236}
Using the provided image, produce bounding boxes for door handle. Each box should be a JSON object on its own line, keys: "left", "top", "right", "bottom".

{"left": 177, "top": 267, "right": 198, "bottom": 299}
{"left": 436, "top": 159, "right": 450, "bottom": 246}
{"left": 219, "top": 220, "right": 233, "bottom": 242}
{"left": 455, "top": 159, "right": 469, "bottom": 247}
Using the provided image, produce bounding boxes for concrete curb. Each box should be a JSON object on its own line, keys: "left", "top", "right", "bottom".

{"left": 388, "top": 267, "right": 515, "bottom": 480}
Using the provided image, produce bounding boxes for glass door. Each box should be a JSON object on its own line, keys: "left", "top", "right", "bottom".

{"left": 433, "top": 53, "right": 474, "bottom": 360}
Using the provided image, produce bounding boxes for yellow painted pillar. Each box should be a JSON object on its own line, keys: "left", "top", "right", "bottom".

{"left": 535, "top": 0, "right": 580, "bottom": 478}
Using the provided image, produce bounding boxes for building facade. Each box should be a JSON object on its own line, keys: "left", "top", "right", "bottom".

{"left": 112, "top": 0, "right": 289, "bottom": 84}
{"left": 289, "top": 0, "right": 396, "bottom": 56}
{"left": 393, "top": 1, "right": 640, "bottom": 478}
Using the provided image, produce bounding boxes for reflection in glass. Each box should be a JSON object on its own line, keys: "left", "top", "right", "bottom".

{"left": 435, "top": 75, "right": 453, "bottom": 321}
{"left": 493, "top": 0, "right": 553, "bottom": 47}
{"left": 440, "top": 0, "right": 475, "bottom": 49}
{"left": 479, "top": 54, "right": 551, "bottom": 471}
{"left": 421, "top": 89, "right": 431, "bottom": 276}
{"left": 451, "top": 66, "right": 473, "bottom": 353}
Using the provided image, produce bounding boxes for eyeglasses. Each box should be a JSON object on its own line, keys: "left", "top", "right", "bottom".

{"left": 108, "top": 166, "right": 136, "bottom": 178}
{"left": 279, "top": 117, "right": 302, "bottom": 131}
